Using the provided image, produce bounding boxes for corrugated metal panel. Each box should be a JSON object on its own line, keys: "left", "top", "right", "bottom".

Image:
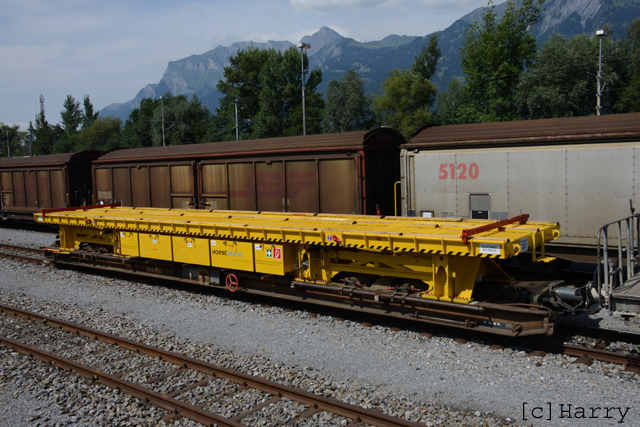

{"left": 94, "top": 128, "right": 404, "bottom": 164}
{"left": 406, "top": 113, "right": 640, "bottom": 148}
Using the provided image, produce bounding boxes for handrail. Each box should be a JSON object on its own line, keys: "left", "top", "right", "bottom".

{"left": 595, "top": 212, "right": 640, "bottom": 309}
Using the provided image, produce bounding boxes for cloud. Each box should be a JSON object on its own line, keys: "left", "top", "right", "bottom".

{"left": 289, "top": 0, "right": 487, "bottom": 14}
{"left": 290, "top": 0, "right": 391, "bottom": 13}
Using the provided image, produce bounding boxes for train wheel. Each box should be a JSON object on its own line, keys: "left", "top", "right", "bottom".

{"left": 225, "top": 274, "right": 239, "bottom": 292}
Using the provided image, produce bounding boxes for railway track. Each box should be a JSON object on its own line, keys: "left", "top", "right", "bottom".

{"left": 0, "top": 243, "right": 48, "bottom": 265}
{"left": 2, "top": 244, "right": 639, "bottom": 377}
{"left": 0, "top": 304, "right": 425, "bottom": 427}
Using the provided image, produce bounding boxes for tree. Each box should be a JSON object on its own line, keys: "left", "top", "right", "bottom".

{"left": 148, "top": 93, "right": 213, "bottom": 146}
{"left": 458, "top": 0, "right": 544, "bottom": 122}
{"left": 373, "top": 68, "right": 437, "bottom": 140}
{"left": 0, "top": 121, "right": 24, "bottom": 158}
{"left": 60, "top": 95, "right": 82, "bottom": 134}
{"left": 76, "top": 117, "right": 123, "bottom": 151}
{"left": 81, "top": 95, "right": 99, "bottom": 130}
{"left": 412, "top": 33, "right": 441, "bottom": 81}
{"left": 253, "top": 47, "right": 324, "bottom": 138}
{"left": 33, "top": 102, "right": 54, "bottom": 155}
{"left": 372, "top": 33, "right": 441, "bottom": 139}
{"left": 435, "top": 78, "right": 476, "bottom": 125}
{"left": 215, "top": 46, "right": 272, "bottom": 140}
{"left": 615, "top": 18, "right": 640, "bottom": 113}
{"left": 121, "top": 97, "right": 160, "bottom": 148}
{"left": 515, "top": 32, "right": 619, "bottom": 119}
{"left": 216, "top": 46, "right": 324, "bottom": 140}
{"left": 322, "top": 69, "right": 374, "bottom": 133}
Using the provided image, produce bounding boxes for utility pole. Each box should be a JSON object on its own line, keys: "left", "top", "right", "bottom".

{"left": 160, "top": 96, "right": 166, "bottom": 146}
{"left": 233, "top": 98, "right": 239, "bottom": 141}
{"left": 297, "top": 42, "right": 310, "bottom": 136}
{"left": 29, "top": 127, "right": 33, "bottom": 156}
{"left": 6, "top": 130, "right": 10, "bottom": 158}
{"left": 596, "top": 29, "right": 606, "bottom": 116}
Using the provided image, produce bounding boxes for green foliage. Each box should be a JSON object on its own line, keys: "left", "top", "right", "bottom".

{"left": 33, "top": 105, "right": 54, "bottom": 155}
{"left": 458, "top": 0, "right": 545, "bottom": 122}
{"left": 148, "top": 94, "right": 213, "bottom": 146}
{"left": 515, "top": 32, "right": 620, "bottom": 118}
{"left": 75, "top": 117, "right": 123, "bottom": 151}
{"left": 373, "top": 68, "right": 437, "bottom": 140}
{"left": 60, "top": 95, "right": 83, "bottom": 134}
{"left": 121, "top": 98, "right": 160, "bottom": 148}
{"left": 122, "top": 94, "right": 214, "bottom": 148}
{"left": 0, "top": 121, "right": 29, "bottom": 158}
{"left": 615, "top": 18, "right": 640, "bottom": 112}
{"left": 412, "top": 33, "right": 441, "bottom": 81}
{"left": 81, "top": 95, "right": 99, "bottom": 130}
{"left": 435, "top": 78, "right": 477, "bottom": 125}
{"left": 322, "top": 69, "right": 374, "bottom": 133}
{"left": 215, "top": 46, "right": 324, "bottom": 140}
{"left": 215, "top": 46, "right": 271, "bottom": 140}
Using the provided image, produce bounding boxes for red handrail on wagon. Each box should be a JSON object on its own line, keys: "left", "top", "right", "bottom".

{"left": 461, "top": 214, "right": 529, "bottom": 244}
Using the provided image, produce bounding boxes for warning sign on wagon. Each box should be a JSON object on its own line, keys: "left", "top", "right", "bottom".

{"left": 479, "top": 243, "right": 500, "bottom": 255}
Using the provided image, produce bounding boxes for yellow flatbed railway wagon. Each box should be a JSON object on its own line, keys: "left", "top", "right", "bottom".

{"left": 36, "top": 205, "right": 561, "bottom": 336}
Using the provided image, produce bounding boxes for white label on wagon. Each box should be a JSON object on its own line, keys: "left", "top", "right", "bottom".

{"left": 520, "top": 237, "right": 529, "bottom": 252}
{"left": 255, "top": 244, "right": 262, "bottom": 251}
{"left": 479, "top": 243, "right": 500, "bottom": 255}
{"left": 211, "top": 241, "right": 216, "bottom": 246}
{"left": 120, "top": 232, "right": 125, "bottom": 237}
{"left": 187, "top": 242, "right": 193, "bottom": 248}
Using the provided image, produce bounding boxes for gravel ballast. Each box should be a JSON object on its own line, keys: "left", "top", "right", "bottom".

{"left": 0, "top": 228, "right": 639, "bottom": 427}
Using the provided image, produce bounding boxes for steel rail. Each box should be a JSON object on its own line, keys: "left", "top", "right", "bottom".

{"left": 0, "top": 304, "right": 425, "bottom": 427}
{"left": 0, "top": 244, "right": 48, "bottom": 265}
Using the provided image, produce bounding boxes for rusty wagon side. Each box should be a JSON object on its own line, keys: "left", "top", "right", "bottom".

{"left": 93, "top": 128, "right": 404, "bottom": 215}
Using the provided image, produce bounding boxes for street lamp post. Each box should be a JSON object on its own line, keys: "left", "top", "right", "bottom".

{"left": 297, "top": 42, "right": 310, "bottom": 136}
{"left": 160, "top": 96, "right": 166, "bottom": 146}
{"left": 596, "top": 29, "right": 606, "bottom": 116}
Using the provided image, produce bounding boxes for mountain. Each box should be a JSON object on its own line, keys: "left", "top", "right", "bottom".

{"left": 100, "top": 0, "right": 640, "bottom": 122}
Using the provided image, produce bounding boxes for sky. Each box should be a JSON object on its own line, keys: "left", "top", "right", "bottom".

{"left": 0, "top": 0, "right": 490, "bottom": 129}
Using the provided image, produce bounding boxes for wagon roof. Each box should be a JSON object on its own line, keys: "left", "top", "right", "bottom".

{"left": 405, "top": 112, "right": 640, "bottom": 149}
{"left": 0, "top": 151, "right": 101, "bottom": 168}
{"left": 95, "top": 128, "right": 405, "bottom": 164}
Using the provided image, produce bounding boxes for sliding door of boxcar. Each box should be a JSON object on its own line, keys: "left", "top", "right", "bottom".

{"left": 170, "top": 165, "right": 194, "bottom": 209}
{"left": 201, "top": 163, "right": 228, "bottom": 210}
{"left": 50, "top": 170, "right": 66, "bottom": 208}
{"left": 24, "top": 171, "right": 39, "bottom": 208}
{"left": 11, "top": 172, "right": 25, "bottom": 208}
{"left": 318, "top": 159, "right": 356, "bottom": 214}
{"left": 1, "top": 172, "right": 14, "bottom": 208}
{"left": 256, "top": 161, "right": 285, "bottom": 212}
{"left": 36, "top": 171, "right": 51, "bottom": 208}
{"left": 112, "top": 167, "right": 131, "bottom": 206}
{"left": 228, "top": 163, "right": 256, "bottom": 211}
{"left": 286, "top": 160, "right": 317, "bottom": 212}
{"left": 149, "top": 166, "right": 171, "bottom": 208}
{"left": 130, "top": 167, "right": 150, "bottom": 207}
{"left": 95, "top": 168, "right": 113, "bottom": 205}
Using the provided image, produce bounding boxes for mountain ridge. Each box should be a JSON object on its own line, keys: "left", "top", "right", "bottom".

{"left": 100, "top": 0, "right": 640, "bottom": 122}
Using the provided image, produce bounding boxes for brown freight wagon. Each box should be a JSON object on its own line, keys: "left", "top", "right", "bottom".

{"left": 92, "top": 129, "right": 404, "bottom": 215}
{"left": 0, "top": 151, "right": 100, "bottom": 220}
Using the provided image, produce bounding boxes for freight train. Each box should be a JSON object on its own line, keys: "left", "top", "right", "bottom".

{"left": 2, "top": 113, "right": 640, "bottom": 261}
{"left": 6, "top": 114, "right": 640, "bottom": 334}
{"left": 1, "top": 129, "right": 403, "bottom": 220}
